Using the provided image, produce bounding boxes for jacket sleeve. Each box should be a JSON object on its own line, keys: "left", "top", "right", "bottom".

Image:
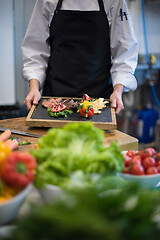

{"left": 21, "top": 0, "right": 54, "bottom": 89}
{"left": 109, "top": 0, "right": 138, "bottom": 91}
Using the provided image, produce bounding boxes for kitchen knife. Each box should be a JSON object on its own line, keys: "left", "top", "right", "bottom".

{"left": 0, "top": 127, "right": 41, "bottom": 138}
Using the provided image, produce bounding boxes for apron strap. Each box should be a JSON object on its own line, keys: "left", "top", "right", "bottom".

{"left": 55, "top": 0, "right": 105, "bottom": 12}
{"left": 55, "top": 0, "right": 63, "bottom": 12}
{"left": 97, "top": 0, "right": 105, "bottom": 12}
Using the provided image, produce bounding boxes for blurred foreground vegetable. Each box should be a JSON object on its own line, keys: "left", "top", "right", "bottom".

{"left": 3, "top": 177, "right": 160, "bottom": 240}
{"left": 0, "top": 151, "right": 36, "bottom": 204}
{"left": 0, "top": 141, "right": 11, "bottom": 166}
{"left": 0, "top": 180, "right": 20, "bottom": 204}
{"left": 30, "top": 122, "right": 124, "bottom": 187}
{"left": 1, "top": 151, "right": 37, "bottom": 188}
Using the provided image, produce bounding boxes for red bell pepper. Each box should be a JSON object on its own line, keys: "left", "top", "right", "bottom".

{"left": 1, "top": 151, "right": 37, "bottom": 188}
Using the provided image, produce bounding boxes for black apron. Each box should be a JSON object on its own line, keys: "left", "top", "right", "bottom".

{"left": 43, "top": 0, "right": 112, "bottom": 98}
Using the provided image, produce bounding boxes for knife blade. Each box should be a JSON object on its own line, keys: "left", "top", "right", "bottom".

{"left": 0, "top": 127, "right": 41, "bottom": 138}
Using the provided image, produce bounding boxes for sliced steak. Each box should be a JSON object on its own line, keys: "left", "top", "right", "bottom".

{"left": 42, "top": 98, "right": 62, "bottom": 108}
{"left": 42, "top": 97, "right": 79, "bottom": 112}
{"left": 42, "top": 99, "right": 55, "bottom": 108}
{"left": 63, "top": 99, "right": 79, "bottom": 111}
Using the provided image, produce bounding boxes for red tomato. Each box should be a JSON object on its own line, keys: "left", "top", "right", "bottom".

{"left": 124, "top": 155, "right": 131, "bottom": 167}
{"left": 156, "top": 166, "right": 160, "bottom": 173}
{"left": 129, "top": 156, "right": 141, "bottom": 166}
{"left": 138, "top": 148, "right": 154, "bottom": 159}
{"left": 155, "top": 153, "right": 160, "bottom": 162}
{"left": 146, "top": 167, "right": 158, "bottom": 175}
{"left": 147, "top": 147, "right": 156, "bottom": 156}
{"left": 142, "top": 157, "right": 156, "bottom": 169}
{"left": 126, "top": 150, "right": 136, "bottom": 158}
{"left": 156, "top": 160, "right": 160, "bottom": 166}
{"left": 130, "top": 164, "right": 145, "bottom": 175}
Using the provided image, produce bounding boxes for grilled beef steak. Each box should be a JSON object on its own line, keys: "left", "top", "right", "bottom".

{"left": 42, "top": 98, "right": 79, "bottom": 112}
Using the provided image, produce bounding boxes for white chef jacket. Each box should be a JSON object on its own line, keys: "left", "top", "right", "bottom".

{"left": 21, "top": 0, "right": 138, "bottom": 92}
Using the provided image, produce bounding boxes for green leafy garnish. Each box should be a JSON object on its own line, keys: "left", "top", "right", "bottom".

{"left": 48, "top": 108, "right": 73, "bottom": 118}
{"left": 18, "top": 141, "right": 31, "bottom": 146}
{"left": 9, "top": 137, "right": 31, "bottom": 146}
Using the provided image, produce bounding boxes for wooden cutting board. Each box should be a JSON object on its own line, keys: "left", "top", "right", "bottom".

{"left": 26, "top": 97, "right": 117, "bottom": 130}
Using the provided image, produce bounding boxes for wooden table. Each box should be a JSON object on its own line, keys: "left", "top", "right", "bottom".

{"left": 0, "top": 117, "right": 138, "bottom": 151}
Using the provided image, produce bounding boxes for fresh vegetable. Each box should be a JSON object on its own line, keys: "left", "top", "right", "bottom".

{"left": 0, "top": 141, "right": 11, "bottom": 165}
{"left": 79, "top": 104, "right": 94, "bottom": 118}
{"left": 130, "top": 163, "right": 145, "bottom": 175}
{"left": 79, "top": 95, "right": 108, "bottom": 116}
{"left": 123, "top": 148, "right": 160, "bottom": 175}
{"left": 146, "top": 167, "right": 158, "bottom": 175}
{"left": 126, "top": 150, "right": 136, "bottom": 158}
{"left": 0, "top": 181, "right": 20, "bottom": 204}
{"left": 142, "top": 157, "right": 156, "bottom": 169}
{"left": 9, "top": 137, "right": 31, "bottom": 146}
{"left": 5, "top": 179, "right": 160, "bottom": 240}
{"left": 30, "top": 122, "right": 124, "bottom": 188}
{"left": 82, "top": 101, "right": 91, "bottom": 109}
{"left": 48, "top": 108, "right": 73, "bottom": 118}
{"left": 1, "top": 151, "right": 37, "bottom": 188}
{"left": 18, "top": 140, "right": 31, "bottom": 146}
{"left": 138, "top": 147, "right": 155, "bottom": 159}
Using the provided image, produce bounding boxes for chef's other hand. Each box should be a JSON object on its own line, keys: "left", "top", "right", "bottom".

{"left": 24, "top": 79, "right": 41, "bottom": 111}
{"left": 110, "top": 84, "right": 124, "bottom": 115}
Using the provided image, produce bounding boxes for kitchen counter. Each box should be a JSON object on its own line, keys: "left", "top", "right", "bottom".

{"left": 0, "top": 117, "right": 138, "bottom": 151}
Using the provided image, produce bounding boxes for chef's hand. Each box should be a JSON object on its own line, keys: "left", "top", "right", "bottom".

{"left": 110, "top": 84, "right": 124, "bottom": 114}
{"left": 24, "top": 79, "right": 41, "bottom": 111}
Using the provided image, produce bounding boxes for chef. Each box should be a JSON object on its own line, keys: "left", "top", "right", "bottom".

{"left": 22, "top": 0, "right": 138, "bottom": 114}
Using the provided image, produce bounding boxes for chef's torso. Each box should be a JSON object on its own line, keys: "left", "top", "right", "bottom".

{"left": 43, "top": 0, "right": 112, "bottom": 98}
